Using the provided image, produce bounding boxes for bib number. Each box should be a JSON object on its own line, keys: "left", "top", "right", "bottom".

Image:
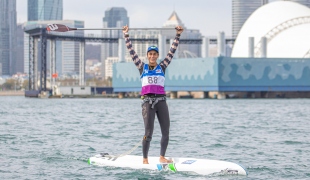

{"left": 148, "top": 77, "right": 158, "bottom": 84}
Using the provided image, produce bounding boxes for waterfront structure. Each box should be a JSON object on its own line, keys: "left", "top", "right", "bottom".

{"left": 112, "top": 57, "right": 310, "bottom": 98}
{"left": 16, "top": 24, "right": 24, "bottom": 73}
{"left": 101, "top": 7, "right": 129, "bottom": 79}
{"left": 232, "top": 1, "right": 310, "bottom": 58}
{"left": 28, "top": 0, "right": 63, "bottom": 21}
{"left": 290, "top": 0, "right": 310, "bottom": 7}
{"left": 24, "top": 20, "right": 84, "bottom": 76}
{"left": 0, "top": 0, "right": 17, "bottom": 75}
{"left": 232, "top": 0, "right": 268, "bottom": 39}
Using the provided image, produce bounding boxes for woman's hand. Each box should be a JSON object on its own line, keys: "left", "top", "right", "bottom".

{"left": 175, "top": 26, "right": 184, "bottom": 34}
{"left": 123, "top": 25, "right": 129, "bottom": 33}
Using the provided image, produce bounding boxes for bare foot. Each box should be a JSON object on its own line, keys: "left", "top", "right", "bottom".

{"left": 159, "top": 156, "right": 173, "bottom": 163}
{"left": 143, "top": 158, "right": 149, "bottom": 164}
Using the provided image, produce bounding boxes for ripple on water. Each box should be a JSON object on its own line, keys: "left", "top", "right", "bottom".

{"left": 1, "top": 97, "right": 310, "bottom": 179}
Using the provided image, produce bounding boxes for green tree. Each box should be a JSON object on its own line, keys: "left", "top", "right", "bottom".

{"left": 22, "top": 79, "right": 29, "bottom": 90}
{"left": 1, "top": 79, "right": 15, "bottom": 90}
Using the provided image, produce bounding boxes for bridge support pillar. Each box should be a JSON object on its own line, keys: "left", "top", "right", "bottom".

{"left": 170, "top": 91, "right": 177, "bottom": 99}
{"left": 158, "top": 34, "right": 166, "bottom": 60}
{"left": 118, "top": 38, "right": 125, "bottom": 62}
{"left": 50, "top": 39, "right": 56, "bottom": 92}
{"left": 208, "top": 91, "right": 217, "bottom": 99}
{"left": 208, "top": 91, "right": 226, "bottom": 99}
{"left": 118, "top": 92, "right": 125, "bottom": 99}
{"left": 217, "top": 32, "right": 226, "bottom": 56}
{"left": 79, "top": 41, "right": 85, "bottom": 86}
{"left": 203, "top": 91, "right": 209, "bottom": 98}
{"left": 201, "top": 37, "right": 209, "bottom": 58}
{"left": 217, "top": 92, "right": 226, "bottom": 99}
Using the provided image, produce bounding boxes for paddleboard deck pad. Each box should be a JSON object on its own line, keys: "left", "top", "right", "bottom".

{"left": 88, "top": 153, "right": 247, "bottom": 176}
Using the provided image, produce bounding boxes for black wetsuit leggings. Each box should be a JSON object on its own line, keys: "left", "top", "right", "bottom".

{"left": 142, "top": 100, "right": 170, "bottom": 159}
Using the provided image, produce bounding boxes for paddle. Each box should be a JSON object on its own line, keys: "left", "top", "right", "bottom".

{"left": 46, "top": 24, "right": 176, "bottom": 32}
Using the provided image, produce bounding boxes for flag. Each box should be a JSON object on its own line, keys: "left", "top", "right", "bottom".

{"left": 52, "top": 73, "right": 58, "bottom": 78}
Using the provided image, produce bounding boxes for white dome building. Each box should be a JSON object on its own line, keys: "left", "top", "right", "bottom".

{"left": 231, "top": 1, "right": 310, "bottom": 58}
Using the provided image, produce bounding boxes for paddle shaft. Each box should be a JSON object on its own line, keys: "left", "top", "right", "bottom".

{"left": 72, "top": 27, "right": 174, "bottom": 30}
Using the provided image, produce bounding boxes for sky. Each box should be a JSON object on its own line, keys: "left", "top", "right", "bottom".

{"left": 16, "top": 0, "right": 233, "bottom": 37}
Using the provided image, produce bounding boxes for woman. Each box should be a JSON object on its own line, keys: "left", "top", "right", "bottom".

{"left": 122, "top": 25, "right": 183, "bottom": 164}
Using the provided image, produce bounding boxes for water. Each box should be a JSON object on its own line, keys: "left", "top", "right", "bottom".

{"left": 0, "top": 96, "right": 309, "bottom": 179}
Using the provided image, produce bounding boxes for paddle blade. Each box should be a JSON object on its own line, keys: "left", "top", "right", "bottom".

{"left": 46, "top": 24, "right": 77, "bottom": 32}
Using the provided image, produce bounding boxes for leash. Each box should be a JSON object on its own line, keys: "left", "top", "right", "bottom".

{"left": 103, "top": 139, "right": 142, "bottom": 158}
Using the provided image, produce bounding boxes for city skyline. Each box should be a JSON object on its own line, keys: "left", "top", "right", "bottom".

{"left": 16, "top": 0, "right": 290, "bottom": 37}
{"left": 17, "top": 0, "right": 233, "bottom": 36}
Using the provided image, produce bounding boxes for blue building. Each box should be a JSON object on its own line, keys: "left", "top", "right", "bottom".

{"left": 113, "top": 57, "right": 310, "bottom": 98}
{"left": 28, "top": 0, "right": 63, "bottom": 21}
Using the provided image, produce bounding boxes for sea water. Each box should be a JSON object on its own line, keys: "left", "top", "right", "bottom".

{"left": 0, "top": 96, "right": 309, "bottom": 179}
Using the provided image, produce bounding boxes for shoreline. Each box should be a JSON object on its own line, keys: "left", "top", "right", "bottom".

{"left": 1, "top": 90, "right": 310, "bottom": 99}
{"left": 0, "top": 91, "right": 24, "bottom": 96}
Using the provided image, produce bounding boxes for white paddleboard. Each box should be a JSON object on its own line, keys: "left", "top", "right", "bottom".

{"left": 88, "top": 153, "right": 247, "bottom": 176}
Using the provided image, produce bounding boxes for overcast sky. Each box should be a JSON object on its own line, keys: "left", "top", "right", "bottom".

{"left": 16, "top": 0, "right": 233, "bottom": 37}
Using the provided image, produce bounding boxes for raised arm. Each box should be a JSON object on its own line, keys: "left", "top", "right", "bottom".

{"left": 159, "top": 26, "right": 184, "bottom": 69}
{"left": 123, "top": 25, "right": 144, "bottom": 70}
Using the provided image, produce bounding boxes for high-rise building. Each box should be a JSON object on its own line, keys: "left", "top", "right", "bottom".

{"left": 0, "top": 0, "right": 17, "bottom": 76}
{"left": 232, "top": 0, "right": 268, "bottom": 39}
{"left": 101, "top": 7, "right": 129, "bottom": 78}
{"left": 289, "top": 0, "right": 310, "bottom": 7}
{"left": 102, "top": 7, "right": 129, "bottom": 28}
{"left": 28, "top": 0, "right": 63, "bottom": 21}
